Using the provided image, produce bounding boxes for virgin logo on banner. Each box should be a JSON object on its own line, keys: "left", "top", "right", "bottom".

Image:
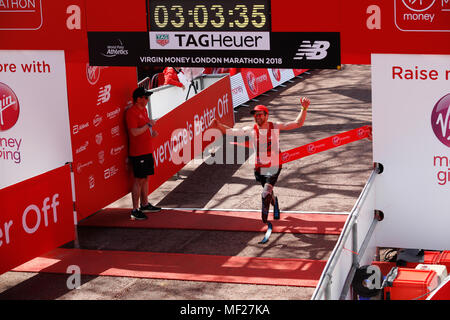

{"left": 0, "top": 50, "right": 73, "bottom": 189}
{"left": 394, "top": 0, "right": 450, "bottom": 32}
{"left": 431, "top": 93, "right": 450, "bottom": 147}
{"left": 0, "top": 82, "right": 20, "bottom": 131}
{"left": 240, "top": 68, "right": 273, "bottom": 100}
{"left": 267, "top": 68, "right": 295, "bottom": 87}
{"left": 147, "top": 76, "right": 234, "bottom": 195}
{"left": 0, "top": 165, "right": 74, "bottom": 275}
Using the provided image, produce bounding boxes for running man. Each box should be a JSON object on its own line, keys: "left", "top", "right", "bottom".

{"left": 212, "top": 97, "right": 310, "bottom": 224}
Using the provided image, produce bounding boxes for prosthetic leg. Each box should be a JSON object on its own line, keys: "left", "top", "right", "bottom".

{"left": 261, "top": 184, "right": 273, "bottom": 223}
{"left": 272, "top": 194, "right": 280, "bottom": 220}
{"left": 260, "top": 184, "right": 274, "bottom": 244}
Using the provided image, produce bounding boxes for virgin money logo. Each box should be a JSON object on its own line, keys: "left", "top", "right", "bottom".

{"left": 0, "top": 82, "right": 20, "bottom": 131}
{"left": 246, "top": 72, "right": 258, "bottom": 95}
{"left": 272, "top": 69, "right": 281, "bottom": 82}
{"left": 86, "top": 64, "right": 101, "bottom": 85}
{"left": 307, "top": 144, "right": 316, "bottom": 153}
{"left": 431, "top": 93, "right": 450, "bottom": 147}
{"left": 401, "top": 0, "right": 436, "bottom": 12}
{"left": 332, "top": 136, "right": 341, "bottom": 146}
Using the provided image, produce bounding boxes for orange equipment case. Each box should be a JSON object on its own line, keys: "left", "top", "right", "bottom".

{"left": 385, "top": 268, "right": 439, "bottom": 300}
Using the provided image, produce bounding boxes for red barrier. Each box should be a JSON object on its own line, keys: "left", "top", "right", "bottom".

{"left": 239, "top": 68, "right": 274, "bottom": 100}
{"left": 147, "top": 76, "right": 234, "bottom": 195}
{"left": 0, "top": 165, "right": 74, "bottom": 275}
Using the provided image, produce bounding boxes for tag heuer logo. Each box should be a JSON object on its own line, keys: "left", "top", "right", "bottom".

{"left": 156, "top": 34, "right": 169, "bottom": 46}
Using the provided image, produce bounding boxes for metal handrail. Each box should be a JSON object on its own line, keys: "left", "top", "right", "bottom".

{"left": 138, "top": 76, "right": 150, "bottom": 89}
{"left": 312, "top": 164, "right": 381, "bottom": 300}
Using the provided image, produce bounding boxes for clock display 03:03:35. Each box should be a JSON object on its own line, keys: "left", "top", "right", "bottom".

{"left": 147, "top": 0, "right": 271, "bottom": 31}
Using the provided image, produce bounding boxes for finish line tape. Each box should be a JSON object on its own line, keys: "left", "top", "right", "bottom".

{"left": 280, "top": 125, "right": 372, "bottom": 164}
{"left": 229, "top": 125, "right": 372, "bottom": 164}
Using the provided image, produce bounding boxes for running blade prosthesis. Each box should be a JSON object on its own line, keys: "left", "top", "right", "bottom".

{"left": 274, "top": 197, "right": 280, "bottom": 220}
{"left": 260, "top": 222, "right": 273, "bottom": 244}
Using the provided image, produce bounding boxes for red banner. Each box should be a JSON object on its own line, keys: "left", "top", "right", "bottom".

{"left": 293, "top": 69, "right": 309, "bottom": 76}
{"left": 67, "top": 57, "right": 137, "bottom": 221}
{"left": 0, "top": 165, "right": 74, "bottom": 275}
{"left": 148, "top": 76, "right": 234, "bottom": 194}
{"left": 280, "top": 125, "right": 372, "bottom": 164}
{"left": 239, "top": 68, "right": 274, "bottom": 100}
{"left": 230, "top": 125, "right": 372, "bottom": 164}
{"left": 84, "top": 0, "right": 450, "bottom": 64}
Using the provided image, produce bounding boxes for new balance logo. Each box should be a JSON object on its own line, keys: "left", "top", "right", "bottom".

{"left": 294, "top": 41, "right": 330, "bottom": 60}
{"left": 97, "top": 84, "right": 111, "bottom": 105}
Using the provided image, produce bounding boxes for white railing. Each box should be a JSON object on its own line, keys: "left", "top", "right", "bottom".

{"left": 312, "top": 163, "right": 383, "bottom": 300}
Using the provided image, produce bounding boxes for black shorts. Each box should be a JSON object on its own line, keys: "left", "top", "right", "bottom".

{"left": 130, "top": 153, "right": 155, "bottom": 178}
{"left": 254, "top": 166, "right": 282, "bottom": 187}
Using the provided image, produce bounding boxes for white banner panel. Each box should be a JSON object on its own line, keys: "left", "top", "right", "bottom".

{"left": 149, "top": 32, "right": 270, "bottom": 51}
{"left": 267, "top": 68, "right": 295, "bottom": 87}
{"left": 372, "top": 53, "right": 450, "bottom": 250}
{"left": 230, "top": 72, "right": 250, "bottom": 108}
{"left": 0, "top": 50, "right": 72, "bottom": 189}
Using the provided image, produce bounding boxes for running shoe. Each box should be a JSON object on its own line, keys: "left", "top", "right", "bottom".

{"left": 130, "top": 209, "right": 147, "bottom": 220}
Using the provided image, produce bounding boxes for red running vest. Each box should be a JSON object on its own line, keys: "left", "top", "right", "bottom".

{"left": 253, "top": 122, "right": 281, "bottom": 169}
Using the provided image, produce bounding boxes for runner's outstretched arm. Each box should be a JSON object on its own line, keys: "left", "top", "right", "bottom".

{"left": 275, "top": 97, "right": 310, "bottom": 131}
{"left": 212, "top": 119, "right": 253, "bottom": 136}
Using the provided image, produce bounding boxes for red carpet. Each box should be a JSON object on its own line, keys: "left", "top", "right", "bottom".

{"left": 79, "top": 208, "right": 346, "bottom": 235}
{"left": 13, "top": 248, "right": 326, "bottom": 287}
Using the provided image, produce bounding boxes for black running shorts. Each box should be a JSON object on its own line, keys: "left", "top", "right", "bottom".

{"left": 130, "top": 153, "right": 155, "bottom": 178}
{"left": 254, "top": 166, "right": 282, "bottom": 187}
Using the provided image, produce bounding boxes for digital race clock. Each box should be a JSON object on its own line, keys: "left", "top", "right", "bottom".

{"left": 147, "top": 0, "right": 271, "bottom": 32}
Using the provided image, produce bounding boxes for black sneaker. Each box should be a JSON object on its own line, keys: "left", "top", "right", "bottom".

{"left": 140, "top": 203, "right": 161, "bottom": 213}
{"left": 130, "top": 209, "right": 147, "bottom": 220}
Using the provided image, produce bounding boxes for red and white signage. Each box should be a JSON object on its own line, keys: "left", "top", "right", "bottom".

{"left": 280, "top": 126, "right": 372, "bottom": 164}
{"left": 0, "top": 0, "right": 43, "bottom": 30}
{"left": 240, "top": 68, "right": 273, "bottom": 101}
{"left": 267, "top": 69, "right": 295, "bottom": 87}
{"left": 372, "top": 53, "right": 450, "bottom": 250}
{"left": 229, "top": 68, "right": 308, "bottom": 108}
{"left": 0, "top": 165, "right": 74, "bottom": 275}
{"left": 0, "top": 50, "right": 73, "bottom": 189}
{"left": 394, "top": 0, "right": 450, "bottom": 32}
{"left": 84, "top": 0, "right": 450, "bottom": 65}
{"left": 67, "top": 59, "right": 137, "bottom": 221}
{"left": 147, "top": 76, "right": 234, "bottom": 194}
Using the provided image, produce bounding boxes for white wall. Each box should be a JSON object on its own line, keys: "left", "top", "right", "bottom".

{"left": 372, "top": 54, "right": 450, "bottom": 250}
{"left": 0, "top": 50, "right": 72, "bottom": 189}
